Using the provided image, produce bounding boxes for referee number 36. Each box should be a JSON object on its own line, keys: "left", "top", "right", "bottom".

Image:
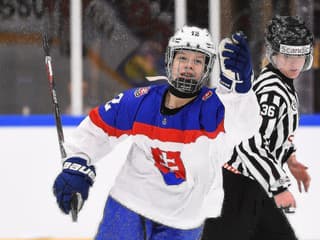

{"left": 260, "top": 103, "right": 276, "bottom": 118}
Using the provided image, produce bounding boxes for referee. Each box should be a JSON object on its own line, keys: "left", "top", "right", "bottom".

{"left": 202, "top": 15, "right": 312, "bottom": 240}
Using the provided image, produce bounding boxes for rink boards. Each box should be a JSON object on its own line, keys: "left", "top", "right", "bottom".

{"left": 0, "top": 115, "right": 319, "bottom": 240}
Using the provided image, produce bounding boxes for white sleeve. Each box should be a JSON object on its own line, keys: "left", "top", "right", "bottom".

{"left": 64, "top": 116, "right": 129, "bottom": 165}
{"left": 214, "top": 89, "right": 261, "bottom": 165}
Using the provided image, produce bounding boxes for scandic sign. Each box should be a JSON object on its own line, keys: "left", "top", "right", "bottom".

{"left": 279, "top": 44, "right": 311, "bottom": 55}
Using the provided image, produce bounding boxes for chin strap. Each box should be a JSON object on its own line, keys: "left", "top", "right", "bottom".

{"left": 168, "top": 85, "right": 200, "bottom": 98}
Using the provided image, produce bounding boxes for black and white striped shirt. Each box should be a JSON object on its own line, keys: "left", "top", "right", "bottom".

{"left": 227, "top": 64, "right": 299, "bottom": 196}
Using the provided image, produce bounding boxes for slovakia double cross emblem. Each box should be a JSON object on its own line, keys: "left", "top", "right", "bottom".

{"left": 151, "top": 147, "right": 186, "bottom": 185}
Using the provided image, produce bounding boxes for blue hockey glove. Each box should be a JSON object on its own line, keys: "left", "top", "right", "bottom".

{"left": 219, "top": 32, "right": 253, "bottom": 93}
{"left": 53, "top": 157, "right": 96, "bottom": 214}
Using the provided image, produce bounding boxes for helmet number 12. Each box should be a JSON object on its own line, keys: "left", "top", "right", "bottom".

{"left": 191, "top": 31, "right": 200, "bottom": 37}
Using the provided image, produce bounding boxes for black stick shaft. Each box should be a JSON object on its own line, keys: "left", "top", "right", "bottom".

{"left": 43, "top": 34, "right": 79, "bottom": 222}
{"left": 45, "top": 55, "right": 67, "bottom": 159}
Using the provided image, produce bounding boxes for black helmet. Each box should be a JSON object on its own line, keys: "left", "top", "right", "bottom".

{"left": 265, "top": 15, "right": 314, "bottom": 71}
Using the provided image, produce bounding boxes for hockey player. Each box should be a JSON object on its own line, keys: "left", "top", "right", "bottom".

{"left": 202, "top": 15, "right": 313, "bottom": 240}
{"left": 52, "top": 25, "right": 260, "bottom": 240}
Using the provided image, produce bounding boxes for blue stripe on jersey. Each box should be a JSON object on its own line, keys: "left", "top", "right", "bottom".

{"left": 131, "top": 85, "right": 224, "bottom": 132}
{"left": 90, "top": 84, "right": 225, "bottom": 143}
{"left": 96, "top": 88, "right": 148, "bottom": 131}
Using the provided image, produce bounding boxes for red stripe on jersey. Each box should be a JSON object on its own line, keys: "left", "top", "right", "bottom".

{"left": 89, "top": 107, "right": 225, "bottom": 143}
{"left": 89, "top": 107, "right": 131, "bottom": 137}
{"left": 133, "top": 121, "right": 225, "bottom": 143}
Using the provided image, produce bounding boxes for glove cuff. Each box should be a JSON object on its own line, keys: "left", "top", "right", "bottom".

{"left": 63, "top": 157, "right": 96, "bottom": 184}
{"left": 235, "top": 70, "right": 253, "bottom": 93}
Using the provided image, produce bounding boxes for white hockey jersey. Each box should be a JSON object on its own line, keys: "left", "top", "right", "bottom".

{"left": 64, "top": 83, "right": 260, "bottom": 229}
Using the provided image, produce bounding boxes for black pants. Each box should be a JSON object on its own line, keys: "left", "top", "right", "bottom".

{"left": 201, "top": 168, "right": 298, "bottom": 240}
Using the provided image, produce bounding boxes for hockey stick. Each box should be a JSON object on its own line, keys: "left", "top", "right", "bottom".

{"left": 42, "top": 33, "right": 81, "bottom": 222}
